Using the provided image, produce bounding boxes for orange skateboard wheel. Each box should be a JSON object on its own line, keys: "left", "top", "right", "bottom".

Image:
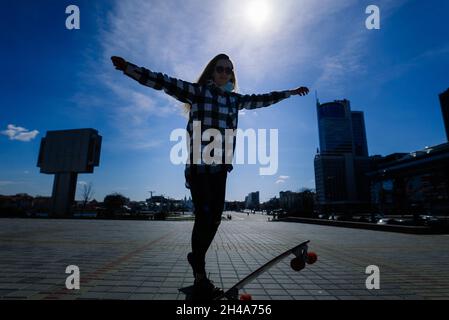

{"left": 240, "top": 293, "right": 252, "bottom": 300}
{"left": 307, "top": 252, "right": 317, "bottom": 264}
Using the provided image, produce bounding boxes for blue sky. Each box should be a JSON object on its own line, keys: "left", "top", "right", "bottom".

{"left": 1, "top": 0, "right": 448, "bottom": 202}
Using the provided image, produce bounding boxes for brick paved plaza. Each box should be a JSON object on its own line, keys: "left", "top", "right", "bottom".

{"left": 1, "top": 212, "right": 448, "bottom": 300}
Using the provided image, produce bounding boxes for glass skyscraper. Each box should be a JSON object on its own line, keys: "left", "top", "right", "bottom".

{"left": 351, "top": 111, "right": 369, "bottom": 157}
{"left": 314, "top": 99, "right": 371, "bottom": 213}
{"left": 439, "top": 88, "right": 449, "bottom": 142}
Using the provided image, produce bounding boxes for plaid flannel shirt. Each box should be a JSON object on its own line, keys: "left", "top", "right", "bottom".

{"left": 123, "top": 61, "right": 292, "bottom": 188}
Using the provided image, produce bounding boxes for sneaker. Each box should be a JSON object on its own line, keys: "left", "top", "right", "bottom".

{"left": 192, "top": 277, "right": 224, "bottom": 299}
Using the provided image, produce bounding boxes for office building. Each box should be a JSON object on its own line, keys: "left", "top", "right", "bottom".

{"left": 314, "top": 99, "right": 371, "bottom": 213}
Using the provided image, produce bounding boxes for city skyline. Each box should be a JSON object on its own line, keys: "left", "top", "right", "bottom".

{"left": 1, "top": 0, "right": 449, "bottom": 202}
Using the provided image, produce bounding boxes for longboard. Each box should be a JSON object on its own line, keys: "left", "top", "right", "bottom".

{"left": 179, "top": 240, "right": 317, "bottom": 300}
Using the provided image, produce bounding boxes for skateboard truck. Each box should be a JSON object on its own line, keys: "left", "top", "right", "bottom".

{"left": 290, "top": 242, "right": 317, "bottom": 272}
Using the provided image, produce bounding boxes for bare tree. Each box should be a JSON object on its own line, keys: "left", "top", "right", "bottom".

{"left": 82, "top": 182, "right": 94, "bottom": 208}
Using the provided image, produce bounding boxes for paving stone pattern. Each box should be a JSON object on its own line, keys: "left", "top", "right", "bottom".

{"left": 1, "top": 212, "right": 448, "bottom": 300}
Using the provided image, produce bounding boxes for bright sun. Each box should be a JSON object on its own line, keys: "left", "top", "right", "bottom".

{"left": 246, "top": 1, "right": 271, "bottom": 29}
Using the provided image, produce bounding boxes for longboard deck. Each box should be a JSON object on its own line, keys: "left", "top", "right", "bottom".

{"left": 179, "top": 240, "right": 312, "bottom": 300}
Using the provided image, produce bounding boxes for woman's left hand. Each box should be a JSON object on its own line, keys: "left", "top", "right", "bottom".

{"left": 291, "top": 87, "right": 309, "bottom": 96}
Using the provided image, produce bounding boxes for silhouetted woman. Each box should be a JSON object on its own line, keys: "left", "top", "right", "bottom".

{"left": 111, "top": 54, "right": 309, "bottom": 298}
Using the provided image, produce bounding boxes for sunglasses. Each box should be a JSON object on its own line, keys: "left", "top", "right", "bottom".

{"left": 215, "top": 66, "right": 233, "bottom": 75}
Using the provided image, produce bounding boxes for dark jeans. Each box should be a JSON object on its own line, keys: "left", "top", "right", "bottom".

{"left": 188, "top": 169, "right": 227, "bottom": 275}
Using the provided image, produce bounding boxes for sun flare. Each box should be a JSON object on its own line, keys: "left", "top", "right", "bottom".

{"left": 246, "top": 1, "right": 271, "bottom": 29}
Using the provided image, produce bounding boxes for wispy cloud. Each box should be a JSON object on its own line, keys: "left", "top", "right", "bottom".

{"left": 314, "top": 32, "right": 368, "bottom": 95}
{"left": 312, "top": 0, "right": 412, "bottom": 95}
{"left": 0, "top": 180, "right": 26, "bottom": 187}
{"left": 78, "top": 0, "right": 413, "bottom": 151}
{"left": 98, "top": 0, "right": 368, "bottom": 96}
{"left": 111, "top": 187, "right": 129, "bottom": 193}
{"left": 90, "top": 0, "right": 358, "bottom": 152}
{"left": 0, "top": 181, "right": 15, "bottom": 186}
{"left": 276, "top": 175, "right": 290, "bottom": 184}
{"left": 1, "top": 124, "right": 39, "bottom": 142}
{"left": 372, "top": 43, "right": 449, "bottom": 87}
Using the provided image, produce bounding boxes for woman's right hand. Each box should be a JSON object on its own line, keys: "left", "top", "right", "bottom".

{"left": 290, "top": 87, "right": 310, "bottom": 96}
{"left": 111, "top": 56, "right": 127, "bottom": 71}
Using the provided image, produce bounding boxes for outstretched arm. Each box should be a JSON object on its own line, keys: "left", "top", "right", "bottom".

{"left": 235, "top": 87, "right": 309, "bottom": 110}
{"left": 111, "top": 56, "right": 201, "bottom": 104}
